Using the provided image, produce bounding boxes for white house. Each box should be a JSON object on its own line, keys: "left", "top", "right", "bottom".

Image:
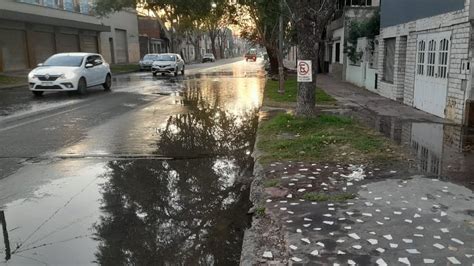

{"left": 377, "top": 0, "right": 474, "bottom": 125}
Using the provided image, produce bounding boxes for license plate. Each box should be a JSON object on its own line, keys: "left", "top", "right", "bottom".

{"left": 41, "top": 82, "right": 53, "bottom": 86}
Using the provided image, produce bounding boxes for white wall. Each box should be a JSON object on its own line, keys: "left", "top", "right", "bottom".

{"left": 100, "top": 10, "right": 140, "bottom": 64}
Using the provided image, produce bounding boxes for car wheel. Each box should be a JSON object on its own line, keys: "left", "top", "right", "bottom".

{"left": 152, "top": 71, "right": 157, "bottom": 76}
{"left": 174, "top": 69, "right": 178, "bottom": 77}
{"left": 161, "top": 73, "right": 165, "bottom": 76}
{"left": 103, "top": 74, "right": 112, "bottom": 91}
{"left": 181, "top": 66, "right": 185, "bottom": 75}
{"left": 32, "top": 91, "right": 44, "bottom": 97}
{"left": 77, "top": 77, "right": 87, "bottom": 95}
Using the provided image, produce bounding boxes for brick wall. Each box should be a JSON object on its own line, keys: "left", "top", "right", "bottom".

{"left": 377, "top": 0, "right": 472, "bottom": 124}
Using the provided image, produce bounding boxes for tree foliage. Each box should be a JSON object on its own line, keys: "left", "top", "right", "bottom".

{"left": 345, "top": 12, "right": 380, "bottom": 64}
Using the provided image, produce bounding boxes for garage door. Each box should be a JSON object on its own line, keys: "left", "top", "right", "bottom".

{"left": 0, "top": 29, "right": 28, "bottom": 71}
{"left": 80, "top": 35, "right": 98, "bottom": 53}
{"left": 115, "top": 29, "right": 128, "bottom": 63}
{"left": 414, "top": 32, "right": 451, "bottom": 118}
{"left": 57, "top": 34, "right": 80, "bottom": 53}
{"left": 32, "top": 31, "right": 55, "bottom": 65}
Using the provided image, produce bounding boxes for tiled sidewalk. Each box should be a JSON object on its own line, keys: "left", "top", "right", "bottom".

{"left": 261, "top": 161, "right": 474, "bottom": 265}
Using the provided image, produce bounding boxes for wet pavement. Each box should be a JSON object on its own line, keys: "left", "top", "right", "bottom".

{"left": 0, "top": 59, "right": 266, "bottom": 265}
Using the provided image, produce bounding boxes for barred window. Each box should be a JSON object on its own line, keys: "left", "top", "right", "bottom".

{"left": 417, "top": 40, "right": 426, "bottom": 75}
{"left": 427, "top": 40, "right": 436, "bottom": 77}
{"left": 437, "top": 39, "right": 449, "bottom": 79}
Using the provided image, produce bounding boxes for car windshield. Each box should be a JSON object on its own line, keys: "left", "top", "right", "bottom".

{"left": 204, "top": 54, "right": 214, "bottom": 57}
{"left": 144, "top": 55, "right": 159, "bottom": 60}
{"left": 156, "top": 55, "right": 176, "bottom": 61}
{"left": 43, "top": 55, "right": 84, "bottom": 67}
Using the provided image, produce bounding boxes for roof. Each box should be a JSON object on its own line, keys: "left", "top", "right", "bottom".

{"left": 52, "top": 53, "right": 99, "bottom": 57}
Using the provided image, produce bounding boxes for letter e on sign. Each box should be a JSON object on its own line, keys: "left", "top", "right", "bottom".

{"left": 297, "top": 60, "right": 312, "bottom": 82}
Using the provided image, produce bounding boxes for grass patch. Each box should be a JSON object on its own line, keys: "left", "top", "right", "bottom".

{"left": 264, "top": 179, "right": 280, "bottom": 188}
{"left": 258, "top": 113, "right": 397, "bottom": 163}
{"left": 255, "top": 207, "right": 266, "bottom": 216}
{"left": 264, "top": 76, "right": 336, "bottom": 105}
{"left": 303, "top": 192, "right": 356, "bottom": 202}
{"left": 110, "top": 64, "right": 140, "bottom": 74}
{"left": 0, "top": 75, "right": 27, "bottom": 86}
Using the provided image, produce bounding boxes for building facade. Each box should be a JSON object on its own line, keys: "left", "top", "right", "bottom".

{"left": 138, "top": 15, "right": 170, "bottom": 59}
{"left": 0, "top": 0, "right": 139, "bottom": 72}
{"left": 325, "top": 0, "right": 380, "bottom": 79}
{"left": 377, "top": 0, "right": 474, "bottom": 125}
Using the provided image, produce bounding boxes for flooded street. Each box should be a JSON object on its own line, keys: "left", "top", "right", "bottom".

{"left": 0, "top": 60, "right": 266, "bottom": 265}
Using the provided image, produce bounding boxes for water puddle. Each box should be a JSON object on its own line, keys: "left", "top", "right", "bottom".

{"left": 0, "top": 62, "right": 265, "bottom": 265}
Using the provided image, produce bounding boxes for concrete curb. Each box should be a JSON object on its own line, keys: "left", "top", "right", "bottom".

{"left": 240, "top": 109, "right": 289, "bottom": 266}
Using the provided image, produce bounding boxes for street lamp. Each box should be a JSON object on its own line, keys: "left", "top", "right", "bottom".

{"left": 211, "top": 2, "right": 217, "bottom": 9}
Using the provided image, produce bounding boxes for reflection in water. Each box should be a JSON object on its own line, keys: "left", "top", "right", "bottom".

{"left": 350, "top": 109, "right": 474, "bottom": 189}
{"left": 94, "top": 88, "right": 260, "bottom": 265}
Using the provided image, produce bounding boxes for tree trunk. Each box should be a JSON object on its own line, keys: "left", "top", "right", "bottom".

{"left": 210, "top": 34, "right": 218, "bottom": 59}
{"left": 295, "top": 26, "right": 319, "bottom": 117}
{"left": 266, "top": 46, "right": 279, "bottom": 75}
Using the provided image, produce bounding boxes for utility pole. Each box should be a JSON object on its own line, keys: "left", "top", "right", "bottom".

{"left": 278, "top": 0, "right": 285, "bottom": 94}
{"left": 1, "top": 211, "right": 11, "bottom": 261}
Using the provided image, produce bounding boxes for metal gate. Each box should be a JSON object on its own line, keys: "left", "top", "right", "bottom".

{"left": 0, "top": 29, "right": 28, "bottom": 71}
{"left": 114, "top": 29, "right": 128, "bottom": 64}
{"left": 80, "top": 35, "right": 98, "bottom": 53}
{"left": 57, "top": 34, "right": 80, "bottom": 53}
{"left": 32, "top": 31, "right": 55, "bottom": 65}
{"left": 414, "top": 32, "right": 451, "bottom": 118}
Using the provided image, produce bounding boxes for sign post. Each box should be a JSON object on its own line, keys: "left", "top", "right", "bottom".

{"left": 297, "top": 60, "right": 312, "bottom": 82}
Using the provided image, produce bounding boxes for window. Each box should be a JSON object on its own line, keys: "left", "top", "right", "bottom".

{"left": 335, "top": 42, "right": 341, "bottom": 63}
{"left": 417, "top": 40, "right": 426, "bottom": 75}
{"left": 383, "top": 38, "right": 395, "bottom": 83}
{"left": 437, "top": 39, "right": 449, "bottom": 79}
{"left": 427, "top": 40, "right": 436, "bottom": 77}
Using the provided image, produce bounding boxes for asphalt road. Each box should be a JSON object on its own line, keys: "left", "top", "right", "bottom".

{"left": 0, "top": 58, "right": 266, "bottom": 265}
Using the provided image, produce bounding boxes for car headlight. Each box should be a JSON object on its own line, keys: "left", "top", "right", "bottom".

{"left": 59, "top": 73, "right": 76, "bottom": 79}
{"left": 28, "top": 73, "right": 37, "bottom": 79}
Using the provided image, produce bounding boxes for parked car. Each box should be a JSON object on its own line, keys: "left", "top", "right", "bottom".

{"left": 28, "top": 53, "right": 111, "bottom": 97}
{"left": 202, "top": 53, "right": 216, "bottom": 63}
{"left": 245, "top": 49, "right": 257, "bottom": 62}
{"left": 139, "top": 54, "right": 160, "bottom": 71}
{"left": 151, "top": 53, "right": 185, "bottom": 76}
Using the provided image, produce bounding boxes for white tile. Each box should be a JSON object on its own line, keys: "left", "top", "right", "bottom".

{"left": 263, "top": 251, "right": 273, "bottom": 259}
{"left": 398, "top": 258, "right": 410, "bottom": 265}
{"left": 390, "top": 243, "right": 398, "bottom": 248}
{"left": 376, "top": 258, "right": 387, "bottom": 266}
{"left": 376, "top": 248, "right": 385, "bottom": 253}
{"left": 367, "top": 239, "right": 378, "bottom": 245}
{"left": 406, "top": 249, "right": 420, "bottom": 254}
{"left": 447, "top": 257, "right": 461, "bottom": 265}
{"left": 348, "top": 233, "right": 360, "bottom": 240}
{"left": 451, "top": 238, "right": 464, "bottom": 245}
{"left": 290, "top": 245, "right": 298, "bottom": 250}
{"left": 310, "top": 250, "right": 319, "bottom": 256}
{"left": 383, "top": 234, "right": 393, "bottom": 240}
{"left": 402, "top": 239, "right": 413, "bottom": 244}
{"left": 304, "top": 217, "right": 312, "bottom": 221}
{"left": 316, "top": 242, "right": 325, "bottom": 248}
{"left": 291, "top": 257, "right": 302, "bottom": 262}
{"left": 301, "top": 238, "right": 310, "bottom": 244}
{"left": 440, "top": 228, "right": 449, "bottom": 233}
{"left": 433, "top": 243, "right": 444, "bottom": 250}
{"left": 352, "top": 245, "right": 362, "bottom": 250}
{"left": 423, "top": 259, "right": 435, "bottom": 264}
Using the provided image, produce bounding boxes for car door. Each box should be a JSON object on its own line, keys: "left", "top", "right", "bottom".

{"left": 94, "top": 56, "right": 108, "bottom": 84}
{"left": 84, "top": 55, "right": 99, "bottom": 86}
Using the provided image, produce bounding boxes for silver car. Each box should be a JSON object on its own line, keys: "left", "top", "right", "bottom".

{"left": 139, "top": 54, "right": 160, "bottom": 71}
{"left": 151, "top": 54, "right": 185, "bottom": 76}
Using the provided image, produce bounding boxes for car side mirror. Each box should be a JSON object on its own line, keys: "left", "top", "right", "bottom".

{"left": 37, "top": 63, "right": 43, "bottom": 67}
{"left": 85, "top": 63, "right": 94, "bottom": 68}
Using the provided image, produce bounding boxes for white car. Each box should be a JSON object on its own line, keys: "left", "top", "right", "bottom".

{"left": 151, "top": 54, "right": 185, "bottom": 76}
{"left": 139, "top": 53, "right": 160, "bottom": 71}
{"left": 28, "top": 53, "right": 112, "bottom": 97}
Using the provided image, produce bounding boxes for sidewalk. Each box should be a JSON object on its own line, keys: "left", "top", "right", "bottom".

{"left": 241, "top": 75, "right": 474, "bottom": 265}
{"left": 317, "top": 74, "right": 446, "bottom": 124}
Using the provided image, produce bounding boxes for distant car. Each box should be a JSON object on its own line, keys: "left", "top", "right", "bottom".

{"left": 28, "top": 53, "right": 111, "bottom": 97}
{"left": 245, "top": 50, "right": 257, "bottom": 62}
{"left": 151, "top": 53, "right": 185, "bottom": 76}
{"left": 202, "top": 53, "right": 216, "bottom": 63}
{"left": 139, "top": 54, "right": 160, "bottom": 71}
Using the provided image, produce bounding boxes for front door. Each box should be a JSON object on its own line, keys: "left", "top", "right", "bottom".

{"left": 414, "top": 32, "right": 451, "bottom": 118}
